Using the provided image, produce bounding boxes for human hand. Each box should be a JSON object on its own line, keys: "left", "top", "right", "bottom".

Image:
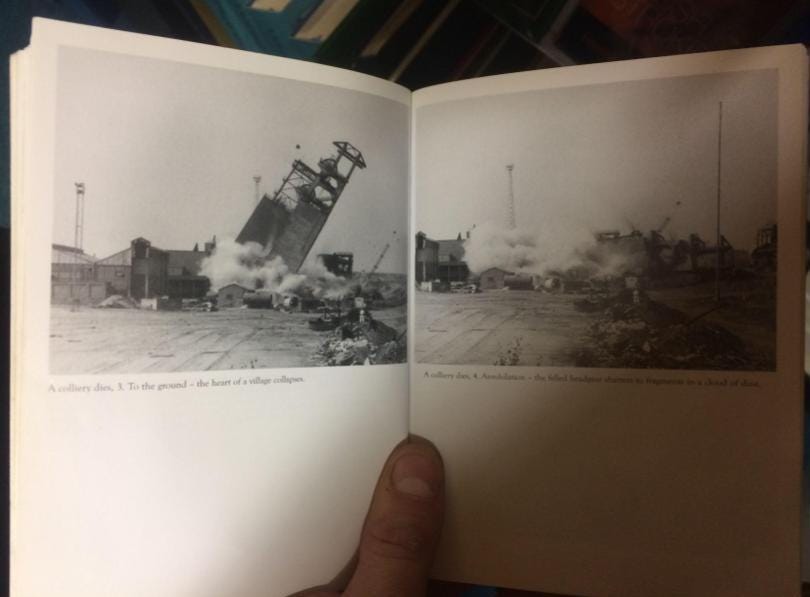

{"left": 291, "top": 437, "right": 444, "bottom": 597}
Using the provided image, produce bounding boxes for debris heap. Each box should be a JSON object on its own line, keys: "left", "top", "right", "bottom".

{"left": 574, "top": 290, "right": 758, "bottom": 370}
{"left": 95, "top": 294, "right": 139, "bottom": 309}
{"left": 317, "top": 317, "right": 405, "bottom": 366}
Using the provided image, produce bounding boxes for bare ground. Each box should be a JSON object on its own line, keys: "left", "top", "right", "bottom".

{"left": 416, "top": 283, "right": 775, "bottom": 370}
{"left": 415, "top": 290, "right": 599, "bottom": 367}
{"left": 50, "top": 304, "right": 407, "bottom": 374}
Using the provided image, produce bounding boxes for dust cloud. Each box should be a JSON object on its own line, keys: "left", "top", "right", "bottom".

{"left": 463, "top": 222, "right": 628, "bottom": 277}
{"left": 200, "top": 238, "right": 352, "bottom": 298}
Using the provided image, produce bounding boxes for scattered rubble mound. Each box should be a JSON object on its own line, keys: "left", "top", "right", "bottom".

{"left": 317, "top": 318, "right": 406, "bottom": 366}
{"left": 573, "top": 290, "right": 757, "bottom": 370}
{"left": 494, "top": 337, "right": 523, "bottom": 366}
{"left": 379, "top": 284, "right": 407, "bottom": 307}
{"left": 353, "top": 273, "right": 408, "bottom": 308}
{"left": 95, "top": 294, "right": 138, "bottom": 309}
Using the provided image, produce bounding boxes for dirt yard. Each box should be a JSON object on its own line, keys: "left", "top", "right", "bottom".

{"left": 416, "top": 281, "right": 775, "bottom": 370}
{"left": 50, "top": 304, "right": 407, "bottom": 374}
{"left": 415, "top": 290, "right": 599, "bottom": 367}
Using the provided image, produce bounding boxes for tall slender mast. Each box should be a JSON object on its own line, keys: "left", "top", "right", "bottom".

{"left": 74, "top": 182, "right": 85, "bottom": 252}
{"left": 715, "top": 102, "right": 723, "bottom": 303}
{"left": 506, "top": 164, "right": 516, "bottom": 230}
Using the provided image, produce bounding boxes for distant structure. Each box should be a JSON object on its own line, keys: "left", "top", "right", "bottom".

{"left": 51, "top": 244, "right": 102, "bottom": 304}
{"left": 415, "top": 231, "right": 469, "bottom": 284}
{"left": 506, "top": 164, "right": 515, "bottom": 230}
{"left": 51, "top": 237, "right": 216, "bottom": 305}
{"left": 74, "top": 182, "right": 85, "bottom": 252}
{"left": 236, "top": 141, "right": 366, "bottom": 273}
{"left": 479, "top": 267, "right": 513, "bottom": 290}
{"left": 415, "top": 232, "right": 438, "bottom": 283}
{"left": 217, "top": 283, "right": 251, "bottom": 309}
{"left": 318, "top": 252, "right": 353, "bottom": 277}
{"left": 253, "top": 175, "right": 262, "bottom": 205}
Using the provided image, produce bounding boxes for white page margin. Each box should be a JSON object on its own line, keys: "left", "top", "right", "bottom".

{"left": 12, "top": 19, "right": 411, "bottom": 597}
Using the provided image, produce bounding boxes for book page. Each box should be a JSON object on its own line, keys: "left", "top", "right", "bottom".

{"left": 410, "top": 46, "right": 806, "bottom": 596}
{"left": 12, "top": 19, "right": 410, "bottom": 597}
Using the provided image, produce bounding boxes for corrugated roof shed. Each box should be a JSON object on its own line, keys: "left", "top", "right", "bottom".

{"left": 51, "top": 244, "right": 96, "bottom": 264}
{"left": 218, "top": 283, "right": 251, "bottom": 292}
{"left": 96, "top": 247, "right": 132, "bottom": 266}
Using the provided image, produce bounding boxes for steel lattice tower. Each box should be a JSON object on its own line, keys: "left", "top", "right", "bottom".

{"left": 74, "top": 182, "right": 85, "bottom": 250}
{"left": 506, "top": 164, "right": 516, "bottom": 230}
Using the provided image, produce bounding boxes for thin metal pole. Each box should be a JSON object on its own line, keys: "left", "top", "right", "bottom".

{"left": 74, "top": 182, "right": 85, "bottom": 251}
{"left": 506, "top": 164, "right": 516, "bottom": 230}
{"left": 715, "top": 101, "right": 723, "bottom": 303}
{"left": 74, "top": 182, "right": 85, "bottom": 288}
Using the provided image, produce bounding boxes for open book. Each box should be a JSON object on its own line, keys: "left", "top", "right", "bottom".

{"left": 11, "top": 18, "right": 807, "bottom": 597}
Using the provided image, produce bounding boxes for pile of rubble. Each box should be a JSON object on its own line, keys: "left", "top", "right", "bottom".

{"left": 317, "top": 317, "right": 405, "bottom": 366}
{"left": 351, "top": 273, "right": 408, "bottom": 308}
{"left": 574, "top": 290, "right": 757, "bottom": 370}
{"left": 95, "top": 294, "right": 139, "bottom": 309}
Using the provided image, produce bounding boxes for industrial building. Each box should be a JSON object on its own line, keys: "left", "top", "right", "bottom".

{"left": 51, "top": 244, "right": 105, "bottom": 304}
{"left": 437, "top": 238, "right": 469, "bottom": 282}
{"left": 51, "top": 236, "right": 215, "bottom": 305}
{"left": 52, "top": 141, "right": 366, "bottom": 307}
{"left": 94, "top": 246, "right": 132, "bottom": 296}
{"left": 52, "top": 140, "right": 366, "bottom": 307}
{"left": 478, "top": 267, "right": 513, "bottom": 290}
{"left": 51, "top": 244, "right": 96, "bottom": 282}
{"left": 592, "top": 227, "right": 748, "bottom": 280}
{"left": 217, "top": 283, "right": 251, "bottom": 308}
{"left": 415, "top": 232, "right": 438, "bottom": 284}
{"left": 237, "top": 141, "right": 365, "bottom": 273}
{"left": 415, "top": 231, "right": 469, "bottom": 284}
{"left": 125, "top": 237, "right": 213, "bottom": 300}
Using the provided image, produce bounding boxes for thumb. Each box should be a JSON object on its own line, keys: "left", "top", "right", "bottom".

{"left": 344, "top": 437, "right": 444, "bottom": 597}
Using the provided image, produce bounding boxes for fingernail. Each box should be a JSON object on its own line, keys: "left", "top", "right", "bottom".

{"left": 391, "top": 451, "right": 441, "bottom": 499}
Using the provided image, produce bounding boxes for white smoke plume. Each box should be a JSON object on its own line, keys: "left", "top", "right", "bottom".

{"left": 463, "top": 222, "right": 645, "bottom": 278}
{"left": 464, "top": 222, "right": 591, "bottom": 275}
{"left": 201, "top": 238, "right": 353, "bottom": 298}
{"left": 298, "top": 258, "right": 355, "bottom": 299}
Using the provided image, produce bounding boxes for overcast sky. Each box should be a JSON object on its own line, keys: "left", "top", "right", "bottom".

{"left": 53, "top": 47, "right": 408, "bottom": 273}
{"left": 415, "top": 69, "right": 777, "bottom": 251}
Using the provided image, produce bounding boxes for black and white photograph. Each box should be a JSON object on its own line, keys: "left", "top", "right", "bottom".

{"left": 415, "top": 69, "right": 778, "bottom": 371}
{"left": 50, "top": 48, "right": 408, "bottom": 374}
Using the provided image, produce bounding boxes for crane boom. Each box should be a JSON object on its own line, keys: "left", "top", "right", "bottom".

{"left": 370, "top": 243, "right": 390, "bottom": 274}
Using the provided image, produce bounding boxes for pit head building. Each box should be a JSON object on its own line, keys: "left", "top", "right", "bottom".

{"left": 236, "top": 141, "right": 366, "bottom": 273}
